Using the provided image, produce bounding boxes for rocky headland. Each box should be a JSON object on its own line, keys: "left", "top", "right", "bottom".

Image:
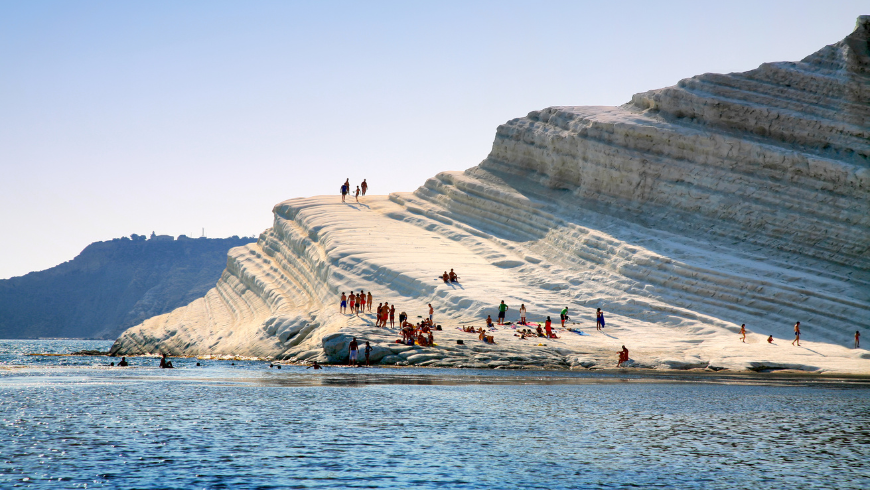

{"left": 111, "top": 17, "right": 870, "bottom": 374}
{"left": 0, "top": 234, "right": 255, "bottom": 339}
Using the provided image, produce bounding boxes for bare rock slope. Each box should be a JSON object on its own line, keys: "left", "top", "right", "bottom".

{"left": 111, "top": 18, "right": 870, "bottom": 373}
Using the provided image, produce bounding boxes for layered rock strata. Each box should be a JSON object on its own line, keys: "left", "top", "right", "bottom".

{"left": 111, "top": 17, "right": 870, "bottom": 374}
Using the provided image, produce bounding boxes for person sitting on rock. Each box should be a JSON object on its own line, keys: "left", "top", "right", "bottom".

{"left": 486, "top": 315, "right": 494, "bottom": 329}
{"left": 117, "top": 357, "right": 128, "bottom": 367}
{"left": 427, "top": 330, "right": 434, "bottom": 345}
{"left": 449, "top": 269, "right": 458, "bottom": 282}
{"left": 617, "top": 345, "right": 629, "bottom": 367}
{"left": 442, "top": 271, "right": 450, "bottom": 283}
{"left": 536, "top": 325, "right": 545, "bottom": 337}
{"left": 767, "top": 335, "right": 774, "bottom": 344}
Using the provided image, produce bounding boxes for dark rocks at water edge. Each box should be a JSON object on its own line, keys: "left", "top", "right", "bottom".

{"left": 0, "top": 234, "right": 255, "bottom": 340}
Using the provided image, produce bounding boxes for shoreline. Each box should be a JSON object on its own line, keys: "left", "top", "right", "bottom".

{"left": 19, "top": 350, "right": 870, "bottom": 382}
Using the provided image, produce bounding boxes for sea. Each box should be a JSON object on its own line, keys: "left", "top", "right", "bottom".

{"left": 1, "top": 339, "right": 868, "bottom": 489}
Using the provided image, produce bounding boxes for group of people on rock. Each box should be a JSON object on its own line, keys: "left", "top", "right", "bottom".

{"left": 738, "top": 321, "right": 860, "bottom": 350}
{"left": 399, "top": 318, "right": 436, "bottom": 347}
{"left": 441, "top": 269, "right": 460, "bottom": 283}
{"left": 340, "top": 290, "right": 373, "bottom": 316}
{"left": 340, "top": 178, "right": 368, "bottom": 203}
{"left": 373, "top": 302, "right": 396, "bottom": 327}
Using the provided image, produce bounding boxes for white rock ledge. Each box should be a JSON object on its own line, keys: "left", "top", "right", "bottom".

{"left": 111, "top": 18, "right": 870, "bottom": 375}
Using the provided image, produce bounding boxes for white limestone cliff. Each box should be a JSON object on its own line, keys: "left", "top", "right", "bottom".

{"left": 110, "top": 17, "right": 870, "bottom": 374}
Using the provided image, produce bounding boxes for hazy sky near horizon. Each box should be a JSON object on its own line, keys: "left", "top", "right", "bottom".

{"left": 1, "top": 1, "right": 866, "bottom": 279}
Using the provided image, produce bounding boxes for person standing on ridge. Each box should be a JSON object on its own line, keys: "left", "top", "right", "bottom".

{"left": 364, "top": 341, "right": 372, "bottom": 365}
{"left": 340, "top": 292, "right": 347, "bottom": 314}
{"left": 497, "top": 301, "right": 508, "bottom": 325}
{"left": 355, "top": 186, "right": 361, "bottom": 203}
{"left": 367, "top": 291, "right": 373, "bottom": 312}
{"left": 519, "top": 304, "right": 527, "bottom": 325}
{"left": 341, "top": 179, "right": 349, "bottom": 202}
{"left": 596, "top": 308, "right": 605, "bottom": 331}
{"left": 560, "top": 307, "right": 569, "bottom": 327}
{"left": 429, "top": 304, "right": 434, "bottom": 324}
{"left": 792, "top": 322, "right": 801, "bottom": 346}
{"left": 740, "top": 324, "right": 747, "bottom": 343}
{"left": 855, "top": 330, "right": 860, "bottom": 349}
{"left": 389, "top": 304, "right": 395, "bottom": 328}
{"left": 361, "top": 179, "right": 368, "bottom": 196}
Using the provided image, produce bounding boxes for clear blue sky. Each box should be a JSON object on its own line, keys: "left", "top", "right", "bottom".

{"left": 1, "top": 1, "right": 866, "bottom": 279}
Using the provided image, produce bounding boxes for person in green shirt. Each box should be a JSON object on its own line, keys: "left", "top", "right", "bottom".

{"left": 497, "top": 300, "right": 508, "bottom": 325}
{"left": 560, "top": 307, "right": 569, "bottom": 327}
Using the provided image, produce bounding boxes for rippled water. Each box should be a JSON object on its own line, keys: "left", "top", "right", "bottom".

{"left": 2, "top": 340, "right": 869, "bottom": 489}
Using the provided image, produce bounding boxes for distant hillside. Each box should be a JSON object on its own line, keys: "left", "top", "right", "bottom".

{"left": 0, "top": 234, "right": 256, "bottom": 339}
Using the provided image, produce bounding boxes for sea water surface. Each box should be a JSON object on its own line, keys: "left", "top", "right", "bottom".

{"left": 1, "top": 339, "right": 869, "bottom": 489}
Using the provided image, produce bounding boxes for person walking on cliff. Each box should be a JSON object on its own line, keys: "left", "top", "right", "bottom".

{"left": 341, "top": 180, "right": 349, "bottom": 202}
{"left": 596, "top": 308, "right": 605, "bottom": 331}
{"left": 361, "top": 179, "right": 368, "bottom": 196}
{"left": 354, "top": 185, "right": 361, "bottom": 203}
{"left": 367, "top": 291, "right": 373, "bottom": 313}
{"left": 497, "top": 301, "right": 508, "bottom": 325}
{"left": 740, "top": 324, "right": 747, "bottom": 343}
{"left": 348, "top": 338, "right": 359, "bottom": 366}
{"left": 340, "top": 292, "right": 347, "bottom": 314}
{"left": 792, "top": 322, "right": 801, "bottom": 346}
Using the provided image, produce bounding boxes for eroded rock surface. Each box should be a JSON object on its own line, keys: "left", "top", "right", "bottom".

{"left": 111, "top": 18, "right": 870, "bottom": 374}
